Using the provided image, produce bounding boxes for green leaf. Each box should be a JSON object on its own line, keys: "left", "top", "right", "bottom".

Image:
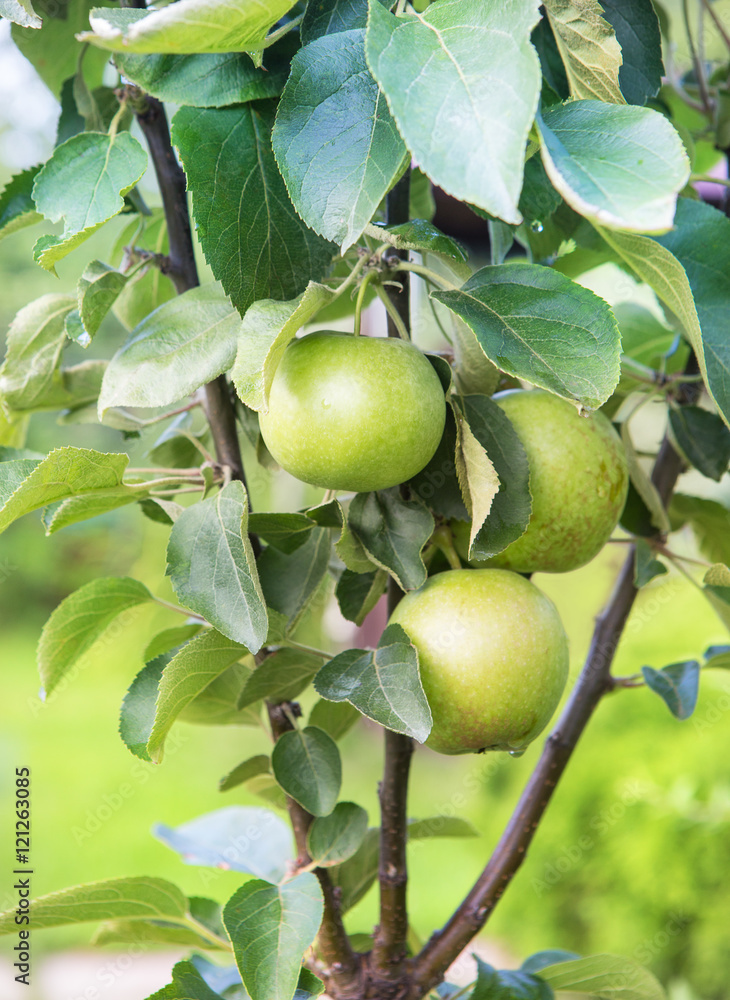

{"left": 70, "top": 260, "right": 128, "bottom": 347}
{"left": 376, "top": 220, "right": 468, "bottom": 263}
{"left": 328, "top": 826, "right": 378, "bottom": 912}
{"left": 652, "top": 200, "right": 730, "bottom": 427}
{"left": 365, "top": 0, "right": 541, "bottom": 223}
{"left": 335, "top": 567, "right": 387, "bottom": 626}
{"left": 219, "top": 754, "right": 271, "bottom": 792}
{"left": 314, "top": 623, "right": 432, "bottom": 741}
{"left": 271, "top": 725, "right": 342, "bottom": 816}
{"left": 42, "top": 491, "right": 144, "bottom": 535}
{"left": 518, "top": 155, "right": 561, "bottom": 228}
{"left": 633, "top": 539, "right": 667, "bottom": 588}
{"left": 166, "top": 481, "right": 267, "bottom": 653}
{"left": 539, "top": 953, "right": 666, "bottom": 999}
{"left": 460, "top": 394, "right": 532, "bottom": 560}
{"left": 179, "top": 659, "right": 262, "bottom": 728}
{"left": 599, "top": 0, "right": 663, "bottom": 106}
{"left": 172, "top": 104, "right": 335, "bottom": 317}
{"left": 92, "top": 916, "right": 224, "bottom": 951}
{"left": 0, "top": 294, "right": 76, "bottom": 413}
{"left": 433, "top": 262, "right": 621, "bottom": 410}
{"left": 0, "top": 166, "right": 42, "bottom": 241}
{"left": 37, "top": 576, "right": 152, "bottom": 697}
{"left": 453, "top": 404, "right": 500, "bottom": 551}
{"left": 273, "top": 28, "right": 408, "bottom": 251}
{"left": 0, "top": 446, "right": 139, "bottom": 536}
{"left": 307, "top": 802, "right": 368, "bottom": 867}
{"left": 308, "top": 699, "right": 361, "bottom": 741}
{"left": 0, "top": 877, "right": 187, "bottom": 933}
{"left": 11, "top": 0, "right": 112, "bottom": 97}
{"left": 119, "top": 654, "right": 170, "bottom": 762}
{"left": 542, "top": 0, "right": 624, "bottom": 103}
{"left": 302, "top": 0, "right": 384, "bottom": 43}
{"left": 154, "top": 806, "right": 293, "bottom": 882}
{"left": 81, "top": 0, "right": 296, "bottom": 53}
{"left": 237, "top": 648, "right": 324, "bottom": 710}
{"left": 233, "top": 283, "right": 334, "bottom": 412}
{"left": 248, "top": 512, "right": 317, "bottom": 552}
{"left": 521, "top": 951, "right": 581, "bottom": 975}
{"left": 258, "top": 527, "right": 331, "bottom": 632}
{"left": 115, "top": 52, "right": 286, "bottom": 108}
{"left": 471, "top": 956, "right": 554, "bottom": 1000}
{"left": 641, "top": 661, "right": 700, "bottom": 720}
{"left": 471, "top": 956, "right": 553, "bottom": 1000}
{"left": 144, "top": 624, "right": 202, "bottom": 661}
{"left": 111, "top": 210, "right": 175, "bottom": 330}
{"left": 669, "top": 494, "right": 730, "bottom": 566}
{"left": 537, "top": 101, "right": 689, "bottom": 234}
{"left": 0, "top": 0, "right": 40, "bottom": 27}
{"left": 0, "top": 458, "right": 41, "bottom": 508}
{"left": 409, "top": 406, "right": 468, "bottom": 520}
{"left": 348, "top": 488, "right": 434, "bottom": 591}
{"left": 146, "top": 959, "right": 226, "bottom": 1000}
{"left": 147, "top": 629, "right": 249, "bottom": 762}
{"left": 668, "top": 406, "right": 730, "bottom": 482}
{"left": 99, "top": 285, "right": 240, "bottom": 414}
{"left": 31, "top": 131, "right": 147, "bottom": 272}
{"left": 223, "top": 873, "right": 323, "bottom": 1000}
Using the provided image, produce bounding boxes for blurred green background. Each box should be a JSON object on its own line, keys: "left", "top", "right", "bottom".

{"left": 2, "top": 19, "right": 730, "bottom": 1000}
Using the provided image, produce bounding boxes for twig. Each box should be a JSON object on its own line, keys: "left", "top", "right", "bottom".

{"left": 383, "top": 173, "right": 412, "bottom": 339}
{"left": 410, "top": 360, "right": 697, "bottom": 996}
{"left": 682, "top": 0, "right": 712, "bottom": 114}
{"left": 701, "top": 0, "right": 730, "bottom": 51}
{"left": 267, "top": 704, "right": 360, "bottom": 989}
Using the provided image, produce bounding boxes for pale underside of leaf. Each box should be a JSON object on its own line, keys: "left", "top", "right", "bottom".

{"left": 543, "top": 0, "right": 625, "bottom": 103}
{"left": 454, "top": 409, "right": 500, "bottom": 548}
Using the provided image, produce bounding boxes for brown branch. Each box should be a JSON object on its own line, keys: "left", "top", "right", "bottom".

{"left": 267, "top": 704, "right": 360, "bottom": 989}
{"left": 410, "top": 364, "right": 697, "bottom": 996}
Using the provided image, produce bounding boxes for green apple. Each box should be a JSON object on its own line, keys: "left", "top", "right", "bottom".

{"left": 457, "top": 389, "right": 628, "bottom": 574}
{"left": 389, "top": 568, "right": 569, "bottom": 755}
{"left": 259, "top": 331, "right": 446, "bottom": 493}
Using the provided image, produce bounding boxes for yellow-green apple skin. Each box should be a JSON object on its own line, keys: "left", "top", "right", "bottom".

{"left": 461, "top": 389, "right": 628, "bottom": 574}
{"left": 259, "top": 331, "right": 446, "bottom": 493}
{"left": 388, "top": 569, "right": 569, "bottom": 755}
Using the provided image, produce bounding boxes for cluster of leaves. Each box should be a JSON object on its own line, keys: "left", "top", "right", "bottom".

{"left": 1, "top": 0, "right": 730, "bottom": 998}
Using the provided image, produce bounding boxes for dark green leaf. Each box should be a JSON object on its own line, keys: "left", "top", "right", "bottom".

{"left": 301, "top": 0, "right": 384, "bottom": 43}
{"left": 633, "top": 539, "right": 668, "bottom": 588}
{"left": 147, "top": 629, "right": 250, "bottom": 761}
{"left": 335, "top": 567, "right": 387, "bottom": 626}
{"left": 119, "top": 654, "right": 169, "bottom": 762}
{"left": 378, "top": 219, "right": 468, "bottom": 263}
{"left": 642, "top": 661, "right": 700, "bottom": 719}
{"left": 461, "top": 394, "right": 532, "bottom": 559}
{"left": 273, "top": 28, "right": 408, "bottom": 250}
{"left": 248, "top": 512, "right": 317, "bottom": 553}
{"left": 258, "top": 527, "right": 331, "bottom": 631}
{"left": 518, "top": 155, "right": 561, "bottom": 228}
{"left": 599, "top": 0, "right": 663, "bottom": 106}
{"left": 365, "top": 0, "right": 541, "bottom": 223}
{"left": 172, "top": 104, "right": 335, "bottom": 317}
{"left": 146, "top": 960, "right": 225, "bottom": 1000}
{"left": 328, "top": 827, "right": 379, "bottom": 912}
{"left": 0, "top": 165, "right": 41, "bottom": 241}
{"left": 37, "top": 576, "right": 152, "bottom": 697}
{"left": 306, "top": 802, "right": 368, "bottom": 866}
{"left": 237, "top": 648, "right": 324, "bottom": 709}
{"left": 668, "top": 406, "right": 730, "bottom": 482}
{"left": 653, "top": 200, "right": 730, "bottom": 427}
{"left": 167, "top": 481, "right": 267, "bottom": 652}
{"left": 471, "top": 956, "right": 553, "bottom": 1000}
{"left": 521, "top": 951, "right": 581, "bottom": 975}
{"left": 223, "top": 874, "right": 323, "bottom": 1000}
{"left": 219, "top": 755, "right": 271, "bottom": 792}
{"left": 348, "top": 488, "right": 433, "bottom": 591}
{"left": 307, "top": 699, "right": 360, "bottom": 741}
{"left": 271, "top": 726, "right": 342, "bottom": 816}
{"left": 409, "top": 406, "right": 468, "bottom": 520}
{"left": 531, "top": 16, "right": 569, "bottom": 101}
{"left": 115, "top": 52, "right": 286, "bottom": 107}
{"left": 434, "top": 262, "right": 621, "bottom": 409}
{"left": 154, "top": 805, "right": 293, "bottom": 881}
{"left": 313, "top": 623, "right": 431, "bottom": 741}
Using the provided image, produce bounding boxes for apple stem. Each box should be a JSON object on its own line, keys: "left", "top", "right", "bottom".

{"left": 353, "top": 269, "right": 379, "bottom": 336}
